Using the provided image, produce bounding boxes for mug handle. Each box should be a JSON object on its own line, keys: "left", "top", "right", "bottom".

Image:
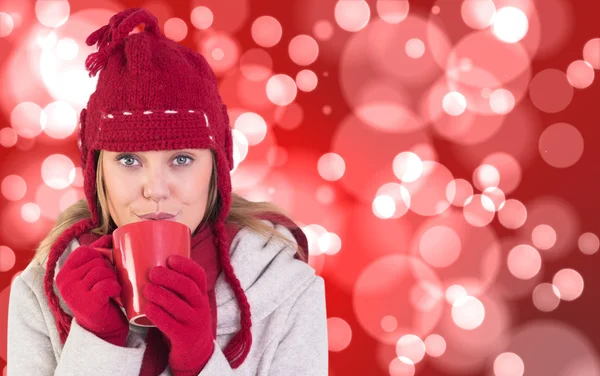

{"left": 94, "top": 247, "right": 124, "bottom": 307}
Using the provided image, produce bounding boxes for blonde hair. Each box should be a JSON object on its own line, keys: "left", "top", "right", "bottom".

{"left": 32, "top": 150, "right": 306, "bottom": 269}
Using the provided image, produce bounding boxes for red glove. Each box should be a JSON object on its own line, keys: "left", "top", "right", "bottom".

{"left": 56, "top": 246, "right": 129, "bottom": 347}
{"left": 143, "top": 255, "right": 214, "bottom": 376}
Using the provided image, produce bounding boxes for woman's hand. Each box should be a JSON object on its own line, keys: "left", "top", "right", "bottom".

{"left": 143, "top": 255, "right": 214, "bottom": 376}
{"left": 56, "top": 246, "right": 129, "bottom": 346}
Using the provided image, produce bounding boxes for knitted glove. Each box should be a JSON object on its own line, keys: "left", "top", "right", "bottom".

{"left": 143, "top": 255, "right": 215, "bottom": 376}
{"left": 56, "top": 246, "right": 130, "bottom": 346}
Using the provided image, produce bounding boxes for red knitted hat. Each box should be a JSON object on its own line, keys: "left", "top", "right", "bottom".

{"left": 43, "top": 8, "right": 251, "bottom": 368}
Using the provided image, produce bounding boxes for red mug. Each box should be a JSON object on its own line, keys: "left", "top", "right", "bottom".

{"left": 95, "top": 220, "right": 191, "bottom": 327}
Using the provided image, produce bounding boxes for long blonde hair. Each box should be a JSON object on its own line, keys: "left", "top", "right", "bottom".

{"left": 32, "top": 150, "right": 306, "bottom": 268}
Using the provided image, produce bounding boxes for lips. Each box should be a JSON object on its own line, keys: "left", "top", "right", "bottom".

{"left": 136, "top": 212, "right": 177, "bottom": 220}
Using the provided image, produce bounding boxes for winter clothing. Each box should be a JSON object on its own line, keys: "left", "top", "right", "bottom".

{"left": 8, "top": 221, "right": 328, "bottom": 375}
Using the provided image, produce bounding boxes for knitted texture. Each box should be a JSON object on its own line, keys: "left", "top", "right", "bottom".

{"left": 43, "top": 7, "right": 248, "bottom": 369}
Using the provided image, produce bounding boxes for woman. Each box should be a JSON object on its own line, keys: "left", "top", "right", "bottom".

{"left": 7, "top": 8, "right": 328, "bottom": 376}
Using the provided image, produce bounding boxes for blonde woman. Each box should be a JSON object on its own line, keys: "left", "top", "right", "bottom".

{"left": 7, "top": 8, "right": 327, "bottom": 376}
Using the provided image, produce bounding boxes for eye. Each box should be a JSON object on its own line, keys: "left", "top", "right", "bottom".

{"left": 117, "top": 154, "right": 139, "bottom": 166}
{"left": 173, "top": 155, "right": 194, "bottom": 166}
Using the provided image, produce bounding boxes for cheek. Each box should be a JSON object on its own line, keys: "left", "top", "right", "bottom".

{"left": 177, "top": 170, "right": 212, "bottom": 204}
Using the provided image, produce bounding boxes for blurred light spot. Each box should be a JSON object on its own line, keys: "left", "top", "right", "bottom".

{"left": 461, "top": 0, "right": 496, "bottom": 30}
{"left": 335, "top": 0, "right": 371, "bottom": 32}
{"left": 0, "top": 12, "right": 15, "bottom": 38}
{"left": 552, "top": 268, "right": 584, "bottom": 301}
{"left": 424, "top": 334, "right": 446, "bottom": 357}
{"left": 492, "top": 7, "right": 528, "bottom": 44}
{"left": 313, "top": 20, "right": 334, "bottom": 41}
{"left": 445, "top": 284, "right": 468, "bottom": 304}
{"left": 381, "top": 315, "right": 398, "bottom": 332}
{"left": 489, "top": 89, "right": 515, "bottom": 114}
{"left": 473, "top": 164, "right": 499, "bottom": 191}
{"left": 389, "top": 357, "right": 415, "bottom": 376}
{"left": 529, "top": 69, "right": 573, "bottom": 113}
{"left": 583, "top": 38, "right": 600, "bottom": 69}
{"left": 578, "top": 232, "right": 599, "bottom": 255}
{"left": 266, "top": 74, "right": 297, "bottom": 106}
{"left": 538, "top": 122, "right": 584, "bottom": 168}
{"left": 377, "top": 0, "right": 409, "bottom": 24}
{"left": 315, "top": 185, "right": 335, "bottom": 205}
{"left": 265, "top": 145, "right": 287, "bottom": 167}
{"left": 234, "top": 112, "right": 267, "bottom": 145}
{"left": 164, "top": 17, "right": 188, "bottom": 42}
{"left": 36, "top": 29, "right": 57, "bottom": 48}
{"left": 482, "top": 152, "right": 522, "bottom": 194}
{"left": 452, "top": 295, "right": 485, "bottom": 330}
{"left": 35, "top": 0, "right": 70, "bottom": 28}
{"left": 240, "top": 48, "right": 273, "bottom": 81}
{"left": 41, "top": 154, "right": 75, "bottom": 189}
{"left": 323, "top": 105, "right": 332, "bottom": 115}
{"left": 304, "top": 224, "right": 328, "bottom": 256}
{"left": 191, "top": 6, "right": 214, "bottom": 30}
{"left": 42, "top": 101, "right": 77, "bottom": 139}
{"left": 375, "top": 183, "right": 410, "bottom": 218}
{"left": 498, "top": 199, "right": 527, "bottom": 229}
{"left": 327, "top": 317, "right": 352, "bottom": 352}
{"left": 482, "top": 187, "right": 505, "bottom": 212}
{"left": 200, "top": 33, "right": 239, "bottom": 74}
{"left": 566, "top": 60, "right": 595, "bottom": 89}
{"left": 0, "top": 245, "right": 16, "bottom": 272}
{"left": 507, "top": 245, "right": 541, "bottom": 280}
{"left": 318, "top": 153, "right": 346, "bottom": 181}
{"left": 59, "top": 188, "right": 82, "bottom": 212}
{"left": 373, "top": 195, "right": 396, "bottom": 219}
{"left": 393, "top": 152, "right": 423, "bottom": 183}
{"left": 531, "top": 224, "right": 557, "bottom": 250}
{"left": 251, "top": 16, "right": 282, "bottom": 48}
{"left": 11, "top": 102, "right": 46, "bottom": 138}
{"left": 396, "top": 334, "right": 425, "bottom": 364}
{"left": 274, "top": 102, "right": 304, "bottom": 130}
{"left": 1, "top": 175, "right": 27, "bottom": 201}
{"left": 405, "top": 38, "right": 425, "bottom": 59}
{"left": 463, "top": 194, "right": 495, "bottom": 227}
{"left": 419, "top": 226, "right": 461, "bottom": 268}
{"left": 296, "top": 69, "right": 318, "bottom": 92}
{"left": 319, "top": 232, "right": 342, "bottom": 255}
{"left": 55, "top": 37, "right": 78, "bottom": 60}
{"left": 446, "top": 179, "right": 473, "bottom": 207}
{"left": 493, "top": 352, "right": 524, "bottom": 376}
{"left": 403, "top": 161, "right": 453, "bottom": 216}
{"left": 71, "top": 169, "right": 83, "bottom": 190}
{"left": 289, "top": 35, "right": 319, "bottom": 66}
{"left": 432, "top": 5, "right": 440, "bottom": 14}
{"left": 231, "top": 129, "right": 249, "bottom": 170}
{"left": 442, "top": 92, "right": 467, "bottom": 116}
{"left": 532, "top": 283, "right": 561, "bottom": 312}
{"left": 0, "top": 127, "right": 18, "bottom": 148}
{"left": 21, "top": 202, "right": 41, "bottom": 223}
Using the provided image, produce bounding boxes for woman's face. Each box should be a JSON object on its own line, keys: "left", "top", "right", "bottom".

{"left": 101, "top": 148, "right": 213, "bottom": 232}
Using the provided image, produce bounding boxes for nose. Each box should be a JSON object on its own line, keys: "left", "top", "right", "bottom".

{"left": 142, "top": 167, "right": 170, "bottom": 202}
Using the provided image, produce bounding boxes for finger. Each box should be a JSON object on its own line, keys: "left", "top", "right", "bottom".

{"left": 167, "top": 255, "right": 207, "bottom": 293}
{"left": 143, "top": 283, "right": 194, "bottom": 323}
{"left": 148, "top": 266, "right": 201, "bottom": 307}
{"left": 63, "top": 247, "right": 104, "bottom": 271}
{"left": 82, "top": 265, "right": 118, "bottom": 289}
{"left": 90, "top": 278, "right": 122, "bottom": 302}
{"left": 145, "top": 301, "right": 181, "bottom": 339}
{"left": 58, "top": 256, "right": 106, "bottom": 284}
